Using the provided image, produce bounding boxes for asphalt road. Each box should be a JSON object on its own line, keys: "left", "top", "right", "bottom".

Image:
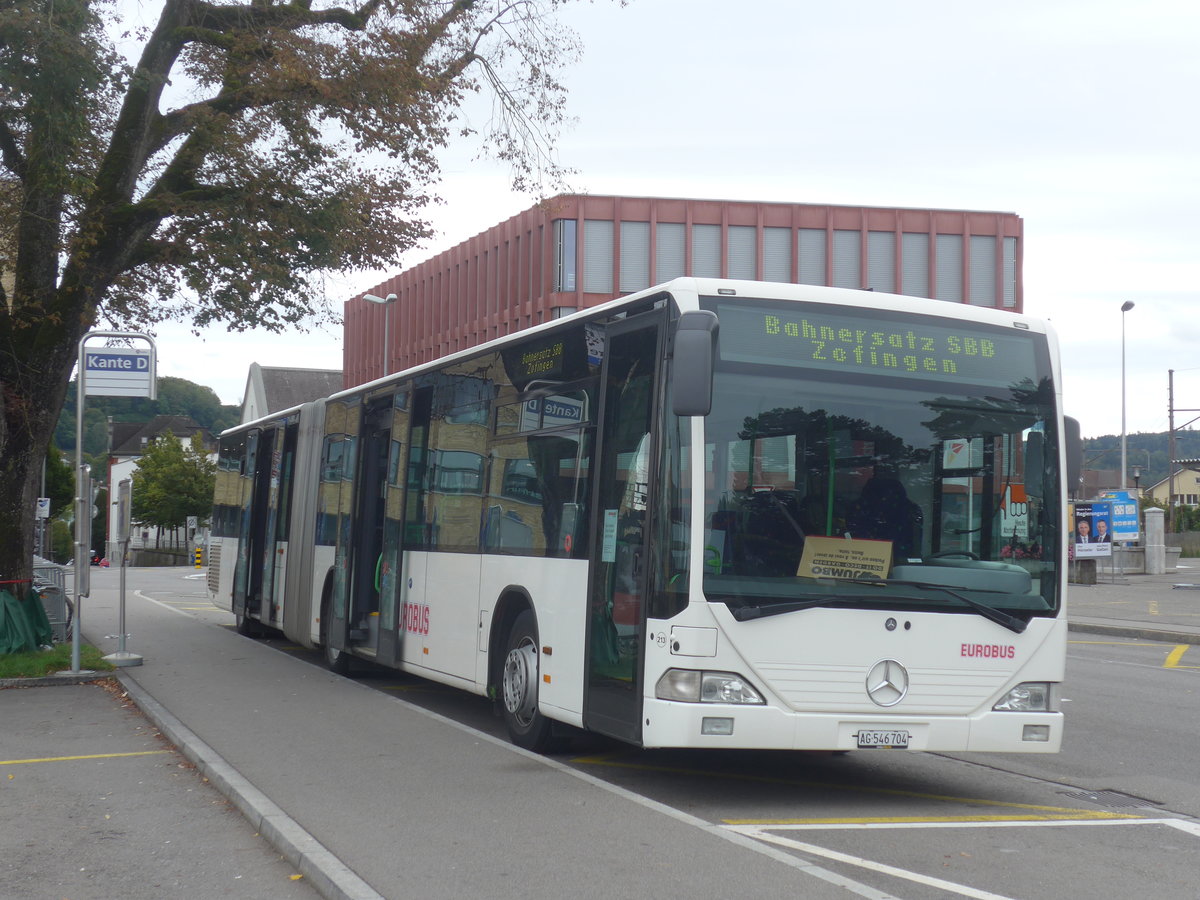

{"left": 50, "top": 567, "right": 1200, "bottom": 899}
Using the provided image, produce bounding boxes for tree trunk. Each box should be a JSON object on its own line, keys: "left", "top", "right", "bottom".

{"left": 0, "top": 380, "right": 70, "bottom": 586}
{"left": 0, "top": 317, "right": 83, "bottom": 585}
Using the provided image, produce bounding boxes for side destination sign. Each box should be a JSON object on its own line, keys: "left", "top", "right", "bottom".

{"left": 84, "top": 348, "right": 155, "bottom": 397}
{"left": 715, "top": 300, "right": 1041, "bottom": 389}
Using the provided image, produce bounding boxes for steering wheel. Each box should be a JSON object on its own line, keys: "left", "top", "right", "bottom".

{"left": 928, "top": 550, "right": 980, "bottom": 560}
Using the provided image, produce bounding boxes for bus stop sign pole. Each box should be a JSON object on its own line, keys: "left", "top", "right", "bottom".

{"left": 66, "top": 332, "right": 156, "bottom": 675}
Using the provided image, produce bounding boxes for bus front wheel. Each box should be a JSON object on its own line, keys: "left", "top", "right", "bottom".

{"left": 501, "top": 610, "right": 555, "bottom": 752}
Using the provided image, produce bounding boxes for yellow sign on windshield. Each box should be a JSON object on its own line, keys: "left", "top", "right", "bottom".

{"left": 798, "top": 536, "right": 893, "bottom": 580}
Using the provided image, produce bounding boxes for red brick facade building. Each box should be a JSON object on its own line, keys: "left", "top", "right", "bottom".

{"left": 344, "top": 194, "right": 1023, "bottom": 387}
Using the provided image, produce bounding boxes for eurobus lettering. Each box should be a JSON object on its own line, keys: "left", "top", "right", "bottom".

{"left": 209, "top": 278, "right": 1075, "bottom": 753}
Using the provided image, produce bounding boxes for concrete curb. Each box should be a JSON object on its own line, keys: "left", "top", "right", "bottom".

{"left": 116, "top": 673, "right": 384, "bottom": 900}
{"left": 0, "top": 672, "right": 116, "bottom": 689}
{"left": 1067, "top": 621, "right": 1200, "bottom": 645}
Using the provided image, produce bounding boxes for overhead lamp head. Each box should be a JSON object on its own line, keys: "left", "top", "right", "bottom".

{"left": 363, "top": 292, "right": 397, "bottom": 304}
{"left": 1121, "top": 301, "right": 1135, "bottom": 312}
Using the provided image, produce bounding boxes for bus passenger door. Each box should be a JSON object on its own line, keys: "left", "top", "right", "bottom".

{"left": 348, "top": 398, "right": 393, "bottom": 654}
{"left": 259, "top": 424, "right": 298, "bottom": 626}
{"left": 233, "top": 428, "right": 273, "bottom": 624}
{"left": 585, "top": 312, "right": 665, "bottom": 744}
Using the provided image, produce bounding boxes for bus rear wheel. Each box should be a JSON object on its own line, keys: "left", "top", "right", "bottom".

{"left": 235, "top": 609, "right": 261, "bottom": 637}
{"left": 319, "top": 595, "right": 351, "bottom": 676}
{"left": 501, "top": 610, "right": 555, "bottom": 752}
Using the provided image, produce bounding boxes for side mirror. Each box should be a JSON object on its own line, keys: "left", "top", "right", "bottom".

{"left": 1063, "top": 416, "right": 1082, "bottom": 497}
{"left": 671, "top": 311, "right": 719, "bottom": 417}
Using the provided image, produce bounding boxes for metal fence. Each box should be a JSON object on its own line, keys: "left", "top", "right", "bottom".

{"left": 32, "top": 555, "right": 69, "bottom": 642}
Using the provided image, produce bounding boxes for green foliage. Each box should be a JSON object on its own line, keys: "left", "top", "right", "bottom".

{"left": 50, "top": 519, "right": 73, "bottom": 564}
{"left": 1, "top": 0, "right": 600, "bottom": 586}
{"left": 44, "top": 444, "right": 74, "bottom": 518}
{"left": 54, "top": 376, "right": 240, "bottom": 455}
{"left": 129, "top": 432, "right": 215, "bottom": 532}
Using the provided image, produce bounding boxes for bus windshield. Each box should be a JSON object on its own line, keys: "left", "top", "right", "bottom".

{"left": 700, "top": 297, "right": 1061, "bottom": 623}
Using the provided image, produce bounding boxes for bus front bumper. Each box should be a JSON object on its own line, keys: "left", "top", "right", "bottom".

{"left": 639, "top": 698, "right": 1063, "bottom": 753}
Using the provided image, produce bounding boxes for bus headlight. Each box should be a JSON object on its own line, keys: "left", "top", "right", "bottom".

{"left": 993, "top": 682, "right": 1059, "bottom": 712}
{"left": 656, "top": 669, "right": 765, "bottom": 704}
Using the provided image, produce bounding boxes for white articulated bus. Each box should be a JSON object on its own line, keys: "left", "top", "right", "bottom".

{"left": 209, "top": 278, "right": 1078, "bottom": 753}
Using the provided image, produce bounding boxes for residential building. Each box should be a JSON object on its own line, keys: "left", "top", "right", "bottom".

{"left": 241, "top": 362, "right": 344, "bottom": 424}
{"left": 105, "top": 415, "right": 216, "bottom": 559}
{"left": 1145, "top": 463, "right": 1200, "bottom": 510}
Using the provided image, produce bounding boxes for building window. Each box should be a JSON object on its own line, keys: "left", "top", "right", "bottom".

{"left": 867, "top": 231, "right": 895, "bottom": 293}
{"left": 901, "top": 232, "right": 929, "bottom": 298}
{"left": 1002, "top": 236, "right": 1017, "bottom": 308}
{"left": 727, "top": 225, "right": 756, "bottom": 280}
{"left": 553, "top": 219, "right": 576, "bottom": 292}
{"left": 798, "top": 228, "right": 826, "bottom": 285}
{"left": 657, "top": 223, "right": 685, "bottom": 281}
{"left": 832, "top": 229, "right": 860, "bottom": 289}
{"left": 619, "top": 221, "right": 650, "bottom": 293}
{"left": 692, "top": 224, "right": 721, "bottom": 278}
{"left": 935, "top": 233, "right": 963, "bottom": 302}
{"left": 763, "top": 227, "right": 791, "bottom": 282}
{"left": 582, "top": 219, "right": 613, "bottom": 293}
{"left": 969, "top": 235, "right": 996, "bottom": 307}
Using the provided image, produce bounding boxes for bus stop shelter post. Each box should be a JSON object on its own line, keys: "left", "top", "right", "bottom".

{"left": 104, "top": 478, "right": 142, "bottom": 667}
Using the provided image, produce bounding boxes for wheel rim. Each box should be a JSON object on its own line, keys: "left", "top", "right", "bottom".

{"left": 503, "top": 636, "right": 538, "bottom": 726}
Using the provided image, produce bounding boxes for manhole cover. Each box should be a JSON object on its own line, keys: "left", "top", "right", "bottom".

{"left": 1059, "top": 789, "right": 1158, "bottom": 809}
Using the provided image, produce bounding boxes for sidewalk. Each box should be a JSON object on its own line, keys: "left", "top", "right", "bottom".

{"left": 0, "top": 678, "right": 319, "bottom": 899}
{"left": 1067, "top": 564, "right": 1200, "bottom": 644}
{"left": 5, "top": 565, "right": 1199, "bottom": 900}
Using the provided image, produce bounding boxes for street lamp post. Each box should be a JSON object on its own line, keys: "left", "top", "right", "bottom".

{"left": 1120, "top": 301, "right": 1135, "bottom": 489}
{"left": 363, "top": 292, "right": 398, "bottom": 377}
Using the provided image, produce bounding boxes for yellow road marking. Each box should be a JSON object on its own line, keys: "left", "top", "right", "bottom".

{"left": 2, "top": 750, "right": 170, "bottom": 766}
{"left": 571, "top": 752, "right": 1118, "bottom": 817}
{"left": 1165, "top": 644, "right": 1196, "bottom": 668}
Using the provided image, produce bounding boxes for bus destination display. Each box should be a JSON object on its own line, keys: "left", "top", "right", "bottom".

{"left": 715, "top": 301, "right": 1040, "bottom": 388}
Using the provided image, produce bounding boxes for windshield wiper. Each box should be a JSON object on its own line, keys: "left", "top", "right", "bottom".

{"left": 729, "top": 595, "right": 882, "bottom": 622}
{"left": 728, "top": 583, "right": 1028, "bottom": 634}
{"left": 854, "top": 579, "right": 1028, "bottom": 634}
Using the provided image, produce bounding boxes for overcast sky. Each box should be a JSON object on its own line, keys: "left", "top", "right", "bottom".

{"left": 148, "top": 0, "right": 1200, "bottom": 440}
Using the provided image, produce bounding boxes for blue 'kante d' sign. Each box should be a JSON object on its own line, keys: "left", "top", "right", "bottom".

{"left": 86, "top": 352, "right": 151, "bottom": 370}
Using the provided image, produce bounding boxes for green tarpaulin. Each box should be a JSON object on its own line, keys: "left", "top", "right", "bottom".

{"left": 0, "top": 587, "right": 55, "bottom": 655}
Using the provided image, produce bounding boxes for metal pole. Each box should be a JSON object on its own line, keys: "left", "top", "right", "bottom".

{"left": 1169, "top": 369, "right": 1176, "bottom": 534}
{"left": 1120, "top": 301, "right": 1134, "bottom": 490}
{"left": 71, "top": 340, "right": 89, "bottom": 674}
{"left": 383, "top": 301, "right": 391, "bottom": 377}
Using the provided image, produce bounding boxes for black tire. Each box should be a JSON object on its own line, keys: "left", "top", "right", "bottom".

{"left": 500, "top": 610, "right": 556, "bottom": 752}
{"left": 319, "top": 593, "right": 351, "bottom": 676}
{"left": 235, "top": 610, "right": 260, "bottom": 637}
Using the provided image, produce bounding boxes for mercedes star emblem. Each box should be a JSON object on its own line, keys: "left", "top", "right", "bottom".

{"left": 866, "top": 659, "right": 909, "bottom": 707}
